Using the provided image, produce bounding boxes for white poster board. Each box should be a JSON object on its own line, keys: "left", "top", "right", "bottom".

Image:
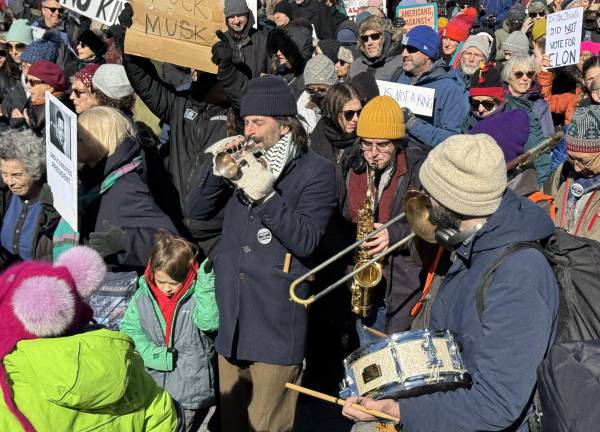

{"left": 59, "top": 0, "right": 128, "bottom": 26}
{"left": 546, "top": 7, "right": 584, "bottom": 68}
{"left": 377, "top": 80, "right": 435, "bottom": 117}
{"left": 45, "top": 93, "right": 78, "bottom": 231}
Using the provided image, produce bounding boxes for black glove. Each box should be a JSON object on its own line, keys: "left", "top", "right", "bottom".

{"left": 38, "top": 184, "right": 54, "bottom": 207}
{"left": 211, "top": 30, "right": 233, "bottom": 69}
{"left": 118, "top": 3, "right": 134, "bottom": 28}
{"left": 89, "top": 221, "right": 127, "bottom": 258}
{"left": 402, "top": 107, "right": 417, "bottom": 129}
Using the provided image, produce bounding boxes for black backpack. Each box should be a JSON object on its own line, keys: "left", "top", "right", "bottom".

{"left": 476, "top": 229, "right": 600, "bottom": 432}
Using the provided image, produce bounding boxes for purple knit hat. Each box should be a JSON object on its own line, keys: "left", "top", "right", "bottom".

{"left": 470, "top": 109, "right": 530, "bottom": 162}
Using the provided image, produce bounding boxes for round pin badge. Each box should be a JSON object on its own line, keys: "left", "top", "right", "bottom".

{"left": 257, "top": 228, "right": 272, "bottom": 245}
{"left": 570, "top": 183, "right": 584, "bottom": 199}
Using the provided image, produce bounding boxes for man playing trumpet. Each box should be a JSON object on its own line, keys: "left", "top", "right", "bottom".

{"left": 187, "top": 75, "right": 336, "bottom": 432}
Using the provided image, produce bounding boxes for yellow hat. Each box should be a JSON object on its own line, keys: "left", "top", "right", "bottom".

{"left": 357, "top": 95, "right": 405, "bottom": 140}
{"left": 438, "top": 16, "right": 449, "bottom": 29}
{"left": 532, "top": 18, "right": 547, "bottom": 42}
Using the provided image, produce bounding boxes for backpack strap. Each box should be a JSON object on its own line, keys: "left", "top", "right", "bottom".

{"left": 475, "top": 241, "right": 543, "bottom": 321}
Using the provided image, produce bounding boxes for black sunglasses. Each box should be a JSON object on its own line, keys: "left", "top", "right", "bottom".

{"left": 514, "top": 70, "right": 535, "bottom": 79}
{"left": 404, "top": 45, "right": 419, "bottom": 54}
{"left": 306, "top": 87, "right": 327, "bottom": 95}
{"left": 470, "top": 99, "right": 497, "bottom": 111}
{"left": 528, "top": 12, "right": 545, "bottom": 18}
{"left": 337, "top": 60, "right": 347, "bottom": 66}
{"left": 342, "top": 109, "right": 361, "bottom": 121}
{"left": 360, "top": 33, "right": 381, "bottom": 42}
{"left": 7, "top": 42, "right": 25, "bottom": 52}
{"left": 44, "top": 6, "right": 64, "bottom": 13}
{"left": 0, "top": 50, "right": 5, "bottom": 56}
{"left": 72, "top": 88, "right": 91, "bottom": 98}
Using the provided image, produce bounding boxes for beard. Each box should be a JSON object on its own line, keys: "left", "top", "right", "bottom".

{"left": 461, "top": 63, "right": 480, "bottom": 76}
{"left": 428, "top": 205, "right": 462, "bottom": 231}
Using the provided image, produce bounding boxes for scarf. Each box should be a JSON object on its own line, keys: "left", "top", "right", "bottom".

{"left": 264, "top": 132, "right": 294, "bottom": 180}
{"left": 145, "top": 260, "right": 199, "bottom": 347}
{"left": 310, "top": 118, "right": 357, "bottom": 163}
{"left": 52, "top": 156, "right": 143, "bottom": 260}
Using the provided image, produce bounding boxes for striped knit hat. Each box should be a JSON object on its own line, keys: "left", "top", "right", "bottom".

{"left": 566, "top": 106, "right": 600, "bottom": 153}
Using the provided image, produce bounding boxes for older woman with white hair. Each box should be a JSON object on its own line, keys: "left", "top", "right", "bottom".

{"left": 502, "top": 53, "right": 554, "bottom": 183}
{"left": 0, "top": 129, "right": 58, "bottom": 268}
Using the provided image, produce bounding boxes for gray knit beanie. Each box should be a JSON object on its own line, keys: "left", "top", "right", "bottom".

{"left": 419, "top": 134, "right": 507, "bottom": 216}
{"left": 462, "top": 34, "right": 492, "bottom": 61}
{"left": 502, "top": 31, "right": 530, "bottom": 55}
{"left": 303, "top": 54, "right": 337, "bottom": 86}
{"left": 507, "top": 3, "right": 526, "bottom": 22}
{"left": 224, "top": 0, "right": 250, "bottom": 18}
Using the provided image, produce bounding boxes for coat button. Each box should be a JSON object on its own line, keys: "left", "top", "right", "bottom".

{"left": 242, "top": 245, "right": 251, "bottom": 253}
{"left": 249, "top": 215, "right": 255, "bottom": 221}
{"left": 239, "top": 272, "right": 247, "bottom": 280}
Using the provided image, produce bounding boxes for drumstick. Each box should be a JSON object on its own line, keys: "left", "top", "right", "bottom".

{"left": 363, "top": 325, "right": 388, "bottom": 338}
{"left": 285, "top": 383, "right": 399, "bottom": 422}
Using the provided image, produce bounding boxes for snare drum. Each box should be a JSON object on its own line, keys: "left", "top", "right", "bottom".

{"left": 339, "top": 329, "right": 470, "bottom": 400}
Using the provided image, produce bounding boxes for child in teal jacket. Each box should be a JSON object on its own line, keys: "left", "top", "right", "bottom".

{"left": 120, "top": 230, "right": 218, "bottom": 431}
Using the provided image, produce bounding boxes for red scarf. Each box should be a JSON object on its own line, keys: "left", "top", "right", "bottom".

{"left": 348, "top": 150, "right": 408, "bottom": 224}
{"left": 145, "top": 261, "right": 199, "bottom": 346}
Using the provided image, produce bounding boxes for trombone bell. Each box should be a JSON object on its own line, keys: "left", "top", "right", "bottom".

{"left": 403, "top": 190, "right": 436, "bottom": 244}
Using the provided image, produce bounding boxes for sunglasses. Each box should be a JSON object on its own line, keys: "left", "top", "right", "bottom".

{"left": 44, "top": 6, "right": 64, "bottom": 14}
{"left": 342, "top": 109, "right": 361, "bottom": 121}
{"left": 306, "top": 87, "right": 328, "bottom": 95}
{"left": 7, "top": 42, "right": 25, "bottom": 52}
{"left": 404, "top": 45, "right": 419, "bottom": 54}
{"left": 0, "top": 50, "right": 5, "bottom": 57}
{"left": 529, "top": 12, "right": 545, "bottom": 18}
{"left": 513, "top": 70, "right": 535, "bottom": 79}
{"left": 26, "top": 78, "right": 44, "bottom": 86}
{"left": 337, "top": 60, "right": 347, "bottom": 66}
{"left": 360, "top": 33, "right": 381, "bottom": 42}
{"left": 72, "top": 88, "right": 91, "bottom": 98}
{"left": 470, "top": 99, "right": 497, "bottom": 111}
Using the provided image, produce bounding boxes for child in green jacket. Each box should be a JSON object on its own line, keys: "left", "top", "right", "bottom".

{"left": 120, "top": 230, "right": 219, "bottom": 432}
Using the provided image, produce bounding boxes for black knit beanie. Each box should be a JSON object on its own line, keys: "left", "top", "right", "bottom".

{"left": 273, "top": 1, "right": 294, "bottom": 20}
{"left": 240, "top": 75, "right": 297, "bottom": 118}
{"left": 78, "top": 30, "right": 107, "bottom": 58}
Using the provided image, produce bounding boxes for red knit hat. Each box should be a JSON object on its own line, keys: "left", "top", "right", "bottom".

{"left": 444, "top": 15, "right": 472, "bottom": 42}
{"left": 0, "top": 247, "right": 106, "bottom": 432}
{"left": 462, "top": 7, "right": 478, "bottom": 25}
{"left": 469, "top": 65, "right": 505, "bottom": 103}
{"left": 73, "top": 63, "right": 101, "bottom": 89}
{"left": 28, "top": 60, "right": 67, "bottom": 92}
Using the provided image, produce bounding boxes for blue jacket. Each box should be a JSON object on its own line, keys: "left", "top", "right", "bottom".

{"left": 187, "top": 146, "right": 337, "bottom": 365}
{"left": 480, "top": 0, "right": 513, "bottom": 28}
{"left": 396, "top": 59, "right": 468, "bottom": 147}
{"left": 399, "top": 189, "right": 559, "bottom": 431}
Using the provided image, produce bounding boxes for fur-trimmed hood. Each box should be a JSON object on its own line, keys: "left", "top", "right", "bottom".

{"left": 267, "top": 25, "right": 312, "bottom": 75}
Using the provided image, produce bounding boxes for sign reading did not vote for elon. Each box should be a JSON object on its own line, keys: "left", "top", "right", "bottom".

{"left": 546, "top": 7, "right": 584, "bottom": 68}
{"left": 377, "top": 80, "right": 435, "bottom": 117}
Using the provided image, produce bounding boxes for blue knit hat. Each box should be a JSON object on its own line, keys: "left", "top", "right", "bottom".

{"left": 403, "top": 25, "right": 440, "bottom": 59}
{"left": 240, "top": 75, "right": 297, "bottom": 118}
{"left": 21, "top": 31, "right": 60, "bottom": 64}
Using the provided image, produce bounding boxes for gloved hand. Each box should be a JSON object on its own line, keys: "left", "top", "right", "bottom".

{"left": 211, "top": 30, "right": 233, "bottom": 69}
{"left": 109, "top": 3, "right": 134, "bottom": 50}
{"left": 232, "top": 153, "right": 274, "bottom": 202}
{"left": 89, "top": 221, "right": 127, "bottom": 257}
{"left": 118, "top": 2, "right": 134, "bottom": 28}
{"left": 402, "top": 107, "right": 417, "bottom": 130}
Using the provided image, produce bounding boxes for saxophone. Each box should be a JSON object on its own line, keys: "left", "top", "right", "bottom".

{"left": 351, "top": 163, "right": 383, "bottom": 317}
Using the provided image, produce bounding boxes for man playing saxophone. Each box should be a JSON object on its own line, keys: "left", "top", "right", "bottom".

{"left": 336, "top": 95, "right": 429, "bottom": 344}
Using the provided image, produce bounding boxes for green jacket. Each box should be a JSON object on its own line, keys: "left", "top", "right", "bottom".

{"left": 0, "top": 329, "right": 179, "bottom": 432}
{"left": 119, "top": 265, "right": 218, "bottom": 409}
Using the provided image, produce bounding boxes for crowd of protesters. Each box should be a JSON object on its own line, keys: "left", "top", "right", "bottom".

{"left": 0, "top": 0, "right": 600, "bottom": 430}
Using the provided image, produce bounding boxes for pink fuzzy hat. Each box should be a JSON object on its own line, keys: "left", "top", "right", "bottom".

{"left": 581, "top": 41, "right": 600, "bottom": 56}
{"left": 0, "top": 247, "right": 106, "bottom": 432}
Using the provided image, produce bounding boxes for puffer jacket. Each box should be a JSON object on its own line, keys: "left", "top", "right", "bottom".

{"left": 537, "top": 70, "right": 582, "bottom": 125}
{"left": 396, "top": 59, "right": 469, "bottom": 147}
{"left": 0, "top": 329, "right": 179, "bottom": 431}
{"left": 349, "top": 31, "right": 403, "bottom": 82}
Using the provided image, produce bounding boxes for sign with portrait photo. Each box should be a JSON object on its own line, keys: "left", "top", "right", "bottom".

{"left": 45, "top": 93, "right": 78, "bottom": 231}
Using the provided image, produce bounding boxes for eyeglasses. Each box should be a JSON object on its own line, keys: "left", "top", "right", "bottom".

{"left": 528, "top": 12, "right": 545, "bottom": 18}
{"left": 26, "top": 78, "right": 44, "bottom": 86}
{"left": 44, "top": 6, "right": 64, "bottom": 14}
{"left": 337, "top": 60, "right": 347, "bottom": 66}
{"left": 470, "top": 99, "right": 497, "bottom": 111}
{"left": 72, "top": 88, "right": 91, "bottom": 98}
{"left": 6, "top": 42, "right": 25, "bottom": 52}
{"left": 513, "top": 70, "right": 535, "bottom": 79}
{"left": 570, "top": 152, "right": 600, "bottom": 169}
{"left": 360, "top": 33, "right": 381, "bottom": 42}
{"left": 404, "top": 45, "right": 419, "bottom": 54}
{"left": 342, "top": 109, "right": 361, "bottom": 121}
{"left": 360, "top": 140, "right": 394, "bottom": 151}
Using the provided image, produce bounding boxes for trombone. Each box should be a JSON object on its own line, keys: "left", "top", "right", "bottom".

{"left": 289, "top": 190, "right": 435, "bottom": 306}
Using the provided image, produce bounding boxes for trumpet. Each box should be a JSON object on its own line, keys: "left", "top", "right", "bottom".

{"left": 289, "top": 190, "right": 436, "bottom": 307}
{"left": 214, "top": 138, "right": 267, "bottom": 179}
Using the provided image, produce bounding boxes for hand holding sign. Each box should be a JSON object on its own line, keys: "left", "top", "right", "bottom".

{"left": 211, "top": 30, "right": 233, "bottom": 68}
{"left": 546, "top": 8, "right": 584, "bottom": 69}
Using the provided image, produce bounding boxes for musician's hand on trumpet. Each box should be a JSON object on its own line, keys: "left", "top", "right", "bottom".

{"left": 233, "top": 152, "right": 274, "bottom": 202}
{"left": 363, "top": 222, "right": 389, "bottom": 257}
{"left": 342, "top": 396, "right": 400, "bottom": 423}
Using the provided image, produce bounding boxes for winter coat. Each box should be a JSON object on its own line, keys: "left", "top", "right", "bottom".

{"left": 310, "top": 1, "right": 346, "bottom": 40}
{"left": 337, "top": 141, "right": 430, "bottom": 333}
{"left": 396, "top": 59, "right": 469, "bottom": 147}
{"left": 0, "top": 329, "right": 179, "bottom": 431}
{"left": 335, "top": 20, "right": 360, "bottom": 59}
{"left": 1, "top": 78, "right": 27, "bottom": 128}
{"left": 0, "top": 67, "right": 18, "bottom": 105}
{"left": 349, "top": 31, "right": 404, "bottom": 82}
{"left": 545, "top": 163, "right": 600, "bottom": 241}
{"left": 0, "top": 183, "right": 59, "bottom": 269}
{"left": 120, "top": 268, "right": 218, "bottom": 410}
{"left": 123, "top": 54, "right": 228, "bottom": 256}
{"left": 494, "top": 19, "right": 511, "bottom": 61}
{"left": 537, "top": 70, "right": 581, "bottom": 125}
{"left": 79, "top": 137, "right": 177, "bottom": 273}
{"left": 480, "top": 0, "right": 513, "bottom": 29}
{"left": 309, "top": 116, "right": 357, "bottom": 163}
{"left": 25, "top": 92, "right": 71, "bottom": 137}
{"left": 187, "top": 146, "right": 337, "bottom": 365}
{"left": 399, "top": 189, "right": 559, "bottom": 432}
{"left": 225, "top": 11, "right": 270, "bottom": 78}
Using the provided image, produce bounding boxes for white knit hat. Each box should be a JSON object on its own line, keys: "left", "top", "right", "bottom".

{"left": 92, "top": 64, "right": 134, "bottom": 99}
{"left": 419, "top": 134, "right": 507, "bottom": 216}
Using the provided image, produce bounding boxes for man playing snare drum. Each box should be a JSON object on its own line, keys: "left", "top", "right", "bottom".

{"left": 342, "top": 134, "right": 559, "bottom": 431}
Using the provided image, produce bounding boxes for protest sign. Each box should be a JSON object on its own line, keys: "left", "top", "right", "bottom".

{"left": 377, "top": 80, "right": 435, "bottom": 117}
{"left": 59, "top": 0, "right": 128, "bottom": 26}
{"left": 124, "top": 0, "right": 228, "bottom": 73}
{"left": 343, "top": 0, "right": 387, "bottom": 18}
{"left": 546, "top": 7, "right": 584, "bottom": 68}
{"left": 45, "top": 93, "right": 78, "bottom": 231}
{"left": 395, "top": 3, "right": 437, "bottom": 32}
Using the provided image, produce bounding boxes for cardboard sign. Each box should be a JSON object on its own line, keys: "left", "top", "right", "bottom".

{"left": 395, "top": 4, "right": 437, "bottom": 32}
{"left": 377, "top": 80, "right": 435, "bottom": 117}
{"left": 546, "top": 7, "right": 584, "bottom": 68}
{"left": 45, "top": 93, "right": 78, "bottom": 231}
{"left": 59, "top": 0, "right": 128, "bottom": 26}
{"left": 124, "top": 0, "right": 228, "bottom": 73}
